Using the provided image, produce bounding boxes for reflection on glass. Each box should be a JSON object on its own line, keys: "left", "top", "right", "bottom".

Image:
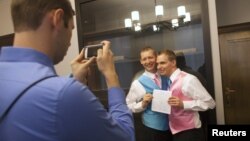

{"left": 177, "top": 5, "right": 186, "bottom": 16}
{"left": 184, "top": 12, "right": 191, "bottom": 22}
{"left": 155, "top": 5, "right": 164, "bottom": 16}
{"left": 78, "top": 0, "right": 205, "bottom": 91}
{"left": 124, "top": 18, "right": 132, "bottom": 28}
{"left": 131, "top": 11, "right": 140, "bottom": 21}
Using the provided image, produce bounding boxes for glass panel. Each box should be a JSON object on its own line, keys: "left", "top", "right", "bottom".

{"left": 78, "top": 0, "right": 206, "bottom": 91}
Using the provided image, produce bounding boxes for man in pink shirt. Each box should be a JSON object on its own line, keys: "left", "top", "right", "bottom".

{"left": 156, "top": 49, "right": 216, "bottom": 141}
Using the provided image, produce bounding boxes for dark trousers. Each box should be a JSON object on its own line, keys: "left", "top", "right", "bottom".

{"left": 173, "top": 128, "right": 204, "bottom": 141}
{"left": 144, "top": 126, "right": 172, "bottom": 141}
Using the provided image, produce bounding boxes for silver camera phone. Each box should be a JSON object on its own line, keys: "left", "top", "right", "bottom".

{"left": 84, "top": 43, "right": 103, "bottom": 59}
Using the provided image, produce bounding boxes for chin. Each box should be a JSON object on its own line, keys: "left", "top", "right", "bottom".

{"left": 53, "top": 56, "right": 64, "bottom": 65}
{"left": 53, "top": 60, "right": 60, "bottom": 65}
{"left": 158, "top": 72, "right": 164, "bottom": 75}
{"left": 158, "top": 71, "right": 164, "bottom": 75}
{"left": 147, "top": 68, "right": 155, "bottom": 72}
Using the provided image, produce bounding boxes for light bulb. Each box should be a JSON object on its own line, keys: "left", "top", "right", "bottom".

{"left": 134, "top": 23, "right": 141, "bottom": 31}
{"left": 153, "top": 25, "right": 157, "bottom": 31}
{"left": 172, "top": 19, "right": 179, "bottom": 27}
{"left": 177, "top": 6, "right": 186, "bottom": 17}
{"left": 131, "top": 11, "right": 140, "bottom": 21}
{"left": 155, "top": 5, "right": 164, "bottom": 16}
{"left": 184, "top": 12, "right": 191, "bottom": 22}
{"left": 124, "top": 18, "right": 132, "bottom": 28}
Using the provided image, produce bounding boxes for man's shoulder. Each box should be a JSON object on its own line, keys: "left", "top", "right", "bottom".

{"left": 181, "top": 71, "right": 200, "bottom": 84}
{"left": 27, "top": 76, "right": 87, "bottom": 100}
{"left": 132, "top": 70, "right": 145, "bottom": 80}
{"left": 131, "top": 79, "right": 140, "bottom": 86}
{"left": 43, "top": 76, "right": 85, "bottom": 92}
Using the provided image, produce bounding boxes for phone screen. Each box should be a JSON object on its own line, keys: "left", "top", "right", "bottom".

{"left": 84, "top": 44, "right": 103, "bottom": 59}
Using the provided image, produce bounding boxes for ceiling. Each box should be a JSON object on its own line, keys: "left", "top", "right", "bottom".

{"left": 79, "top": 0, "right": 202, "bottom": 33}
{"left": 84, "top": 0, "right": 202, "bottom": 16}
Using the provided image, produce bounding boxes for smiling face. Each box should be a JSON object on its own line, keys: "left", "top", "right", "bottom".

{"left": 140, "top": 49, "right": 157, "bottom": 73}
{"left": 156, "top": 50, "right": 177, "bottom": 77}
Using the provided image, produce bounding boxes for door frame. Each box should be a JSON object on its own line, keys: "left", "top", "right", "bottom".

{"left": 219, "top": 22, "right": 250, "bottom": 34}
{"left": 218, "top": 22, "right": 250, "bottom": 124}
{"left": 0, "top": 33, "right": 14, "bottom": 47}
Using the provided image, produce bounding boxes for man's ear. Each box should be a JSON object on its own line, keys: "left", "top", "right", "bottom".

{"left": 52, "top": 9, "right": 64, "bottom": 28}
{"left": 172, "top": 60, "right": 176, "bottom": 66}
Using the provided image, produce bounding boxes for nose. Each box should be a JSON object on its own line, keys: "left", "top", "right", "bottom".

{"left": 157, "top": 64, "right": 160, "bottom": 70}
{"left": 144, "top": 58, "right": 150, "bottom": 64}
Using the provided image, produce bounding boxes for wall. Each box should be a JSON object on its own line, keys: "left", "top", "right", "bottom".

{"left": 213, "top": 0, "right": 250, "bottom": 124}
{"left": 0, "top": 0, "right": 13, "bottom": 35}
{"left": 0, "top": 0, "right": 78, "bottom": 76}
{"left": 216, "top": 0, "right": 250, "bottom": 26}
{"left": 208, "top": 0, "right": 224, "bottom": 124}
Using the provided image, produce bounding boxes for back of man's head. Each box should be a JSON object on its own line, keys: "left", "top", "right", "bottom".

{"left": 11, "top": 0, "right": 74, "bottom": 32}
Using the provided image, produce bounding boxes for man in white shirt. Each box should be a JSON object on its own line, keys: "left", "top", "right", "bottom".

{"left": 156, "top": 49, "right": 216, "bottom": 141}
{"left": 126, "top": 47, "right": 172, "bottom": 141}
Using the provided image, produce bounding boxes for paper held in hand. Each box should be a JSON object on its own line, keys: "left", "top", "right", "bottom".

{"left": 151, "top": 89, "right": 172, "bottom": 114}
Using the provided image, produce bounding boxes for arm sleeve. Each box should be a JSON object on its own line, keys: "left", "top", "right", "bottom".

{"left": 182, "top": 75, "right": 216, "bottom": 111}
{"left": 126, "top": 80, "right": 146, "bottom": 113}
{"left": 57, "top": 80, "right": 135, "bottom": 141}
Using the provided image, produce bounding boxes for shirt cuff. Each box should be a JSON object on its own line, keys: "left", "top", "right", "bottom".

{"left": 183, "top": 101, "right": 193, "bottom": 110}
{"left": 139, "top": 102, "right": 146, "bottom": 110}
{"left": 108, "top": 87, "right": 125, "bottom": 106}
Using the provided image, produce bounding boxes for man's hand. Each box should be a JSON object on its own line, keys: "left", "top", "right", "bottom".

{"left": 70, "top": 49, "right": 95, "bottom": 84}
{"left": 96, "top": 41, "right": 120, "bottom": 88}
{"left": 168, "top": 96, "right": 184, "bottom": 109}
{"left": 142, "top": 94, "right": 153, "bottom": 108}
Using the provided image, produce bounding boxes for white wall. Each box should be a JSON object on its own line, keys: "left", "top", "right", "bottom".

{"left": 208, "top": 0, "right": 224, "bottom": 124}
{"left": 0, "top": 0, "right": 14, "bottom": 35}
{"left": 0, "top": 0, "right": 79, "bottom": 76}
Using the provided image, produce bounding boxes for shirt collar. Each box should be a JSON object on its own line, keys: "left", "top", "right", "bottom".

{"left": 170, "top": 68, "right": 181, "bottom": 83}
{"left": 144, "top": 70, "right": 159, "bottom": 79}
{"left": 0, "top": 47, "right": 55, "bottom": 71}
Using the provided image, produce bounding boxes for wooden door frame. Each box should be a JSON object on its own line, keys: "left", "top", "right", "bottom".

{"left": 219, "top": 22, "right": 250, "bottom": 34}
{"left": 0, "top": 33, "right": 14, "bottom": 47}
{"left": 218, "top": 22, "right": 250, "bottom": 124}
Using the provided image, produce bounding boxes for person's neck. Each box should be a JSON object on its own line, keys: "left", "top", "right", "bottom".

{"left": 13, "top": 31, "right": 54, "bottom": 60}
{"left": 169, "top": 67, "right": 178, "bottom": 77}
{"left": 147, "top": 69, "right": 157, "bottom": 74}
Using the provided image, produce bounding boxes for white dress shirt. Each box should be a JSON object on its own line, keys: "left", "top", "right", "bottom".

{"left": 170, "top": 68, "right": 216, "bottom": 111}
{"left": 126, "top": 71, "right": 161, "bottom": 113}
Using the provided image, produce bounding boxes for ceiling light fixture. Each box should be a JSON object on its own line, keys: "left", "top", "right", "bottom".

{"left": 124, "top": 1, "right": 191, "bottom": 32}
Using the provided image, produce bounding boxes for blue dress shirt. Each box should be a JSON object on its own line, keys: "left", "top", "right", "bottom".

{"left": 0, "top": 47, "right": 135, "bottom": 141}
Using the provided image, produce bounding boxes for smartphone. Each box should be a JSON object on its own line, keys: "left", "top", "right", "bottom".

{"left": 84, "top": 43, "right": 103, "bottom": 59}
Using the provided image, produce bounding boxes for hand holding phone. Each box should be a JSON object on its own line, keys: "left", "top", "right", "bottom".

{"left": 84, "top": 43, "right": 103, "bottom": 59}
{"left": 95, "top": 40, "right": 120, "bottom": 88}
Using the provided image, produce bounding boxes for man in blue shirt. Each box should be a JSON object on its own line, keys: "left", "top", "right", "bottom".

{"left": 0, "top": 0, "right": 135, "bottom": 141}
{"left": 126, "top": 47, "right": 172, "bottom": 141}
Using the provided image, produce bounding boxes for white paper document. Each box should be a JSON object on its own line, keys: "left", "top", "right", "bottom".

{"left": 151, "top": 89, "right": 172, "bottom": 114}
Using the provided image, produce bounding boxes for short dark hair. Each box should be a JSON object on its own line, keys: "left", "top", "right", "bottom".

{"left": 158, "top": 49, "right": 176, "bottom": 61}
{"left": 11, "top": 0, "right": 75, "bottom": 32}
